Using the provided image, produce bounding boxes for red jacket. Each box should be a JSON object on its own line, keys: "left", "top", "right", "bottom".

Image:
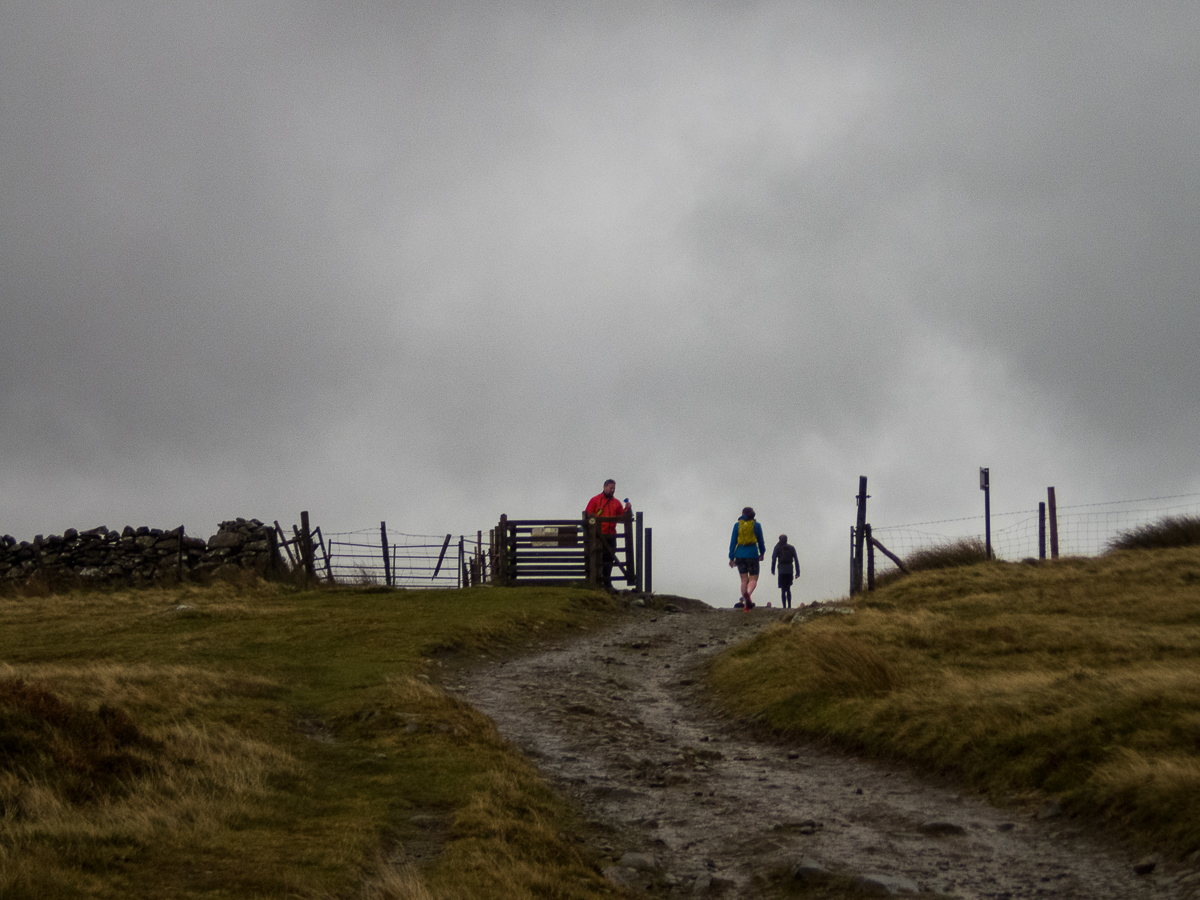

{"left": 586, "top": 493, "right": 627, "bottom": 534}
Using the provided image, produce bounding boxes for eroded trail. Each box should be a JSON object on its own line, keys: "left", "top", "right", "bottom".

{"left": 458, "top": 602, "right": 1192, "bottom": 898}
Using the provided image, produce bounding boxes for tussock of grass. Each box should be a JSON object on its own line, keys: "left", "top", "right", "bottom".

{"left": 905, "top": 536, "right": 989, "bottom": 571}
{"left": 0, "top": 580, "right": 627, "bottom": 898}
{"left": 708, "top": 546, "right": 1200, "bottom": 855}
{"left": 1107, "top": 514, "right": 1200, "bottom": 552}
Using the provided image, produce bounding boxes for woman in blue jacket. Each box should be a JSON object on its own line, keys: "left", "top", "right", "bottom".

{"left": 728, "top": 506, "right": 766, "bottom": 610}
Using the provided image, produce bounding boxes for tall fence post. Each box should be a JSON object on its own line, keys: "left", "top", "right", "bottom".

{"left": 458, "top": 536, "right": 465, "bottom": 588}
{"left": 300, "top": 511, "right": 315, "bottom": 583}
{"left": 380, "top": 521, "right": 391, "bottom": 587}
{"left": 1048, "top": 486, "right": 1059, "bottom": 559}
{"left": 980, "top": 467, "right": 992, "bottom": 560}
{"left": 644, "top": 527, "right": 652, "bottom": 594}
{"left": 849, "top": 527, "right": 856, "bottom": 595}
{"left": 852, "top": 477, "right": 868, "bottom": 595}
{"left": 622, "top": 509, "right": 635, "bottom": 588}
{"left": 1038, "top": 502, "right": 1047, "bottom": 559}
{"left": 489, "top": 526, "right": 499, "bottom": 585}
{"left": 635, "top": 511, "right": 644, "bottom": 592}
{"left": 497, "top": 515, "right": 511, "bottom": 585}
{"left": 585, "top": 513, "right": 600, "bottom": 587}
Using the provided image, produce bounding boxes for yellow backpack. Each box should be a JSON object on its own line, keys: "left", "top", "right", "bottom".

{"left": 737, "top": 518, "right": 757, "bottom": 545}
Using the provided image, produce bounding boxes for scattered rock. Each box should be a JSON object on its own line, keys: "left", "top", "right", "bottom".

{"left": 852, "top": 872, "right": 921, "bottom": 895}
{"left": 619, "top": 852, "right": 659, "bottom": 872}
{"left": 602, "top": 865, "right": 641, "bottom": 890}
{"left": 791, "top": 856, "right": 828, "bottom": 882}
{"left": 1037, "top": 800, "right": 1065, "bottom": 819}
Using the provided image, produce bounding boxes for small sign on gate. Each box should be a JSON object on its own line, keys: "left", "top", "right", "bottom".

{"left": 531, "top": 526, "right": 579, "bottom": 547}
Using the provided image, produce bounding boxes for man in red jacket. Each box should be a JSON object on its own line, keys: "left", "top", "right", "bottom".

{"left": 586, "top": 479, "right": 631, "bottom": 588}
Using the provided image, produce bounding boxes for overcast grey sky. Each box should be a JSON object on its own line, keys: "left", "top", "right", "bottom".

{"left": 3, "top": 2, "right": 1198, "bottom": 605}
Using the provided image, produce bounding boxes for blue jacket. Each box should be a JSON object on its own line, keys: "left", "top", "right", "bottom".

{"left": 729, "top": 518, "right": 766, "bottom": 559}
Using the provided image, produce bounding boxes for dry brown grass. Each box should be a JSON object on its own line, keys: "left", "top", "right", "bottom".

{"left": 708, "top": 546, "right": 1200, "bottom": 855}
{"left": 0, "top": 580, "right": 628, "bottom": 899}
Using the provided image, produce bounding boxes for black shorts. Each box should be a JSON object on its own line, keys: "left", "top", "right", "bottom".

{"left": 735, "top": 558, "right": 759, "bottom": 576}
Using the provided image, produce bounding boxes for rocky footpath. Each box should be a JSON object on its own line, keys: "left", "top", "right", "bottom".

{"left": 0, "top": 518, "right": 285, "bottom": 588}
{"left": 457, "top": 600, "right": 1199, "bottom": 898}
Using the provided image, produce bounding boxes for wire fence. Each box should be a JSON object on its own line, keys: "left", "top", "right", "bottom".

{"left": 322, "top": 529, "right": 490, "bottom": 588}
{"left": 871, "top": 492, "right": 1200, "bottom": 572}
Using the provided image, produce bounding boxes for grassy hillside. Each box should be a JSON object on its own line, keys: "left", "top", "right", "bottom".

{"left": 0, "top": 579, "right": 630, "bottom": 900}
{"left": 707, "top": 546, "right": 1200, "bottom": 856}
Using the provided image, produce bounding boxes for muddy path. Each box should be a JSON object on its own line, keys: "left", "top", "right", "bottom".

{"left": 454, "top": 600, "right": 1200, "bottom": 898}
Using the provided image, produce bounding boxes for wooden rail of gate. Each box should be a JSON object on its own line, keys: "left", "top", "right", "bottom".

{"left": 492, "top": 511, "right": 648, "bottom": 590}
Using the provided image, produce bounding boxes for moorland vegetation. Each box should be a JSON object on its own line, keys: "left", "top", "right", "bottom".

{"left": 0, "top": 579, "right": 630, "bottom": 900}
{"left": 708, "top": 536, "right": 1200, "bottom": 857}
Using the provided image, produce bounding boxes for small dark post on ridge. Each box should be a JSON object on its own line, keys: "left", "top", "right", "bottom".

{"left": 1038, "top": 502, "right": 1047, "bottom": 559}
{"left": 380, "top": 521, "right": 391, "bottom": 587}
{"left": 980, "top": 468, "right": 991, "bottom": 560}
{"left": 1048, "top": 486, "right": 1059, "bottom": 559}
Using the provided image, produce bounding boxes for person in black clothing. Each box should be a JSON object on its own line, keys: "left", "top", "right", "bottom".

{"left": 771, "top": 534, "right": 801, "bottom": 609}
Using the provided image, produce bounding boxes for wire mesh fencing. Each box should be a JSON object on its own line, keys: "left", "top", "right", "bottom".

{"left": 870, "top": 492, "right": 1200, "bottom": 575}
{"left": 322, "top": 529, "right": 491, "bottom": 588}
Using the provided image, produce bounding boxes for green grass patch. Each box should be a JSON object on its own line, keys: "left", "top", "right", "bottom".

{"left": 707, "top": 546, "right": 1200, "bottom": 856}
{"left": 0, "top": 580, "right": 630, "bottom": 899}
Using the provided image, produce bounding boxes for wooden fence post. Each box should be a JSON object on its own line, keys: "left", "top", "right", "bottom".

{"left": 300, "top": 511, "right": 315, "bottom": 583}
{"left": 490, "top": 525, "right": 499, "bottom": 585}
{"left": 852, "top": 477, "right": 868, "bottom": 594}
{"left": 644, "top": 527, "right": 652, "bottom": 594}
{"left": 1038, "top": 502, "right": 1047, "bottom": 559}
{"left": 849, "top": 527, "right": 856, "bottom": 595}
{"left": 622, "top": 509, "right": 634, "bottom": 588}
{"left": 585, "top": 513, "right": 600, "bottom": 587}
{"left": 432, "top": 534, "right": 452, "bottom": 580}
{"left": 497, "top": 515, "right": 510, "bottom": 585}
{"left": 275, "top": 521, "right": 297, "bottom": 569}
{"left": 635, "top": 511, "right": 644, "bottom": 592}
{"left": 380, "top": 522, "right": 391, "bottom": 587}
{"left": 1048, "top": 487, "right": 1059, "bottom": 559}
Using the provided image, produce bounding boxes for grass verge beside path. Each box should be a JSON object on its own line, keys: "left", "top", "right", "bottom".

{"left": 0, "top": 580, "right": 629, "bottom": 899}
{"left": 707, "top": 546, "right": 1200, "bottom": 857}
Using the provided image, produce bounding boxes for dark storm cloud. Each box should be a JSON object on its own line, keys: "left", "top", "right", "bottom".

{"left": 2, "top": 2, "right": 1198, "bottom": 602}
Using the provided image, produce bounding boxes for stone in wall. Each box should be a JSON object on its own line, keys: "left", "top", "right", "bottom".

{"left": 0, "top": 518, "right": 286, "bottom": 589}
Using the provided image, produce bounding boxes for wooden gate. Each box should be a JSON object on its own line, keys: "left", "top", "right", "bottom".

{"left": 492, "top": 511, "right": 650, "bottom": 591}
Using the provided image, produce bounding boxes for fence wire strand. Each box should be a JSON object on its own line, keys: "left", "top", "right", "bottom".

{"left": 321, "top": 530, "right": 489, "bottom": 588}
{"left": 871, "top": 493, "right": 1200, "bottom": 571}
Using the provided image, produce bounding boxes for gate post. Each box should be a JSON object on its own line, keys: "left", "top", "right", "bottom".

{"left": 851, "top": 477, "right": 868, "bottom": 594}
{"left": 635, "top": 511, "right": 644, "bottom": 592}
{"left": 644, "top": 527, "right": 652, "bottom": 594}
{"left": 300, "top": 511, "right": 316, "bottom": 584}
{"left": 496, "top": 515, "right": 511, "bottom": 585}
{"left": 622, "top": 509, "right": 634, "bottom": 588}
{"left": 585, "top": 514, "right": 601, "bottom": 587}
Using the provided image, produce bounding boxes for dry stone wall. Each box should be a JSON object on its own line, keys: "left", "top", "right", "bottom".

{"left": 0, "top": 518, "right": 286, "bottom": 588}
